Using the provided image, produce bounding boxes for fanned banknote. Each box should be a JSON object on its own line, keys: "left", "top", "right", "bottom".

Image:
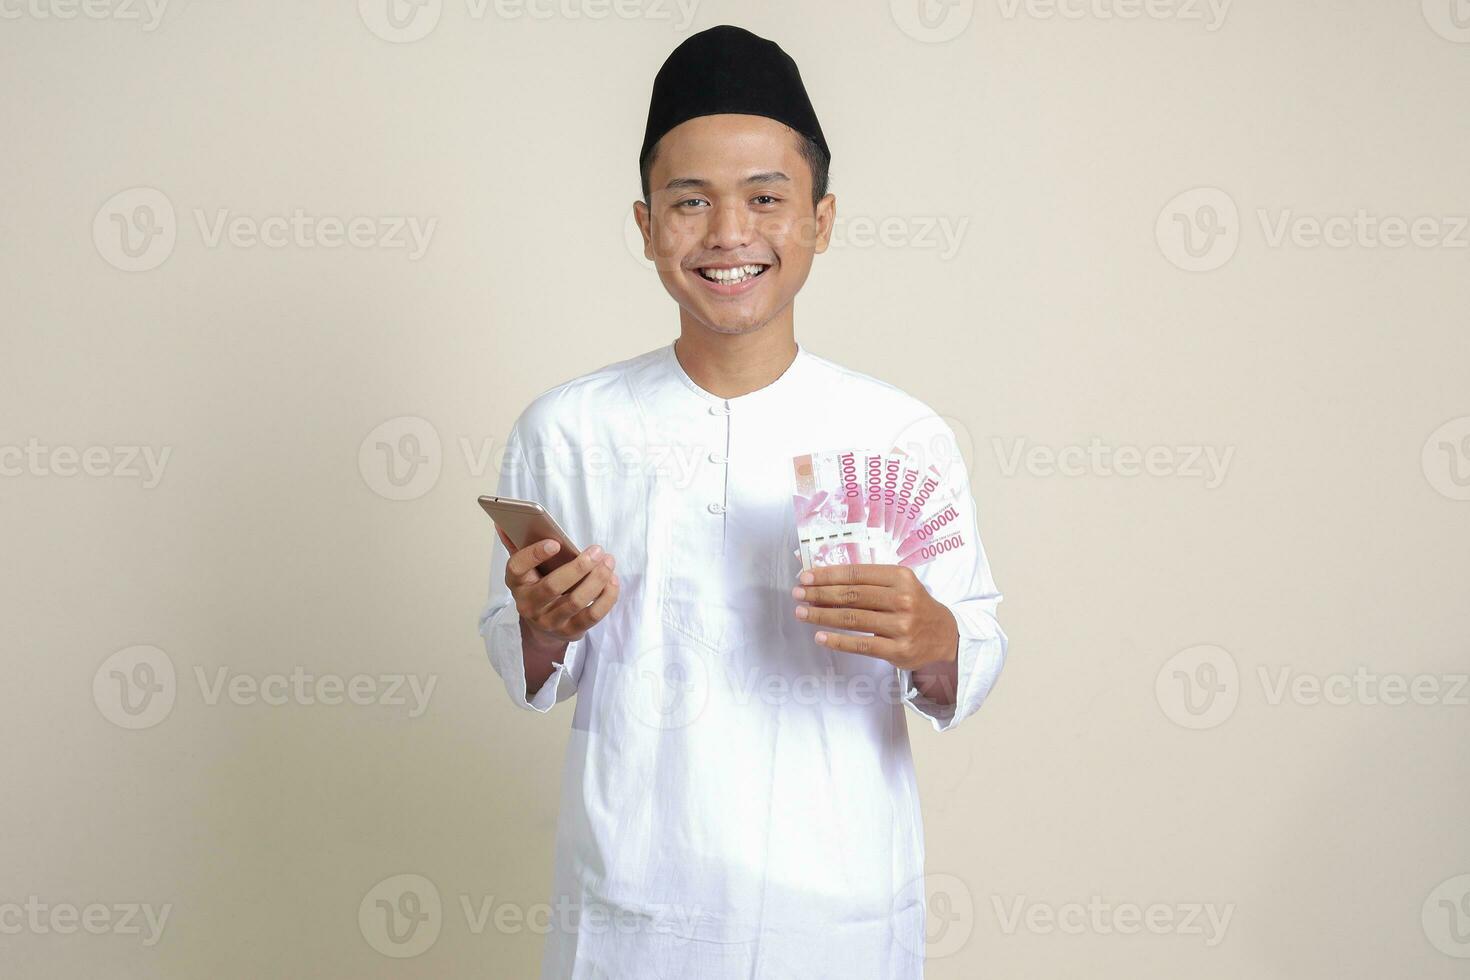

{"left": 791, "top": 446, "right": 969, "bottom": 570}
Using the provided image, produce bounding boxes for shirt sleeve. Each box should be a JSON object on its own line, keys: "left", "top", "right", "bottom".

{"left": 895, "top": 418, "right": 1008, "bottom": 734}
{"left": 477, "top": 420, "right": 586, "bottom": 713}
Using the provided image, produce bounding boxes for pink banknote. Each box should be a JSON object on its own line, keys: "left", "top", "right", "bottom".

{"left": 791, "top": 446, "right": 968, "bottom": 571}
{"left": 792, "top": 452, "right": 870, "bottom": 568}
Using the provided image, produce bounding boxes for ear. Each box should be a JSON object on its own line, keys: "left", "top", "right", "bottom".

{"left": 633, "top": 200, "right": 654, "bottom": 261}
{"left": 812, "top": 193, "right": 837, "bottom": 255}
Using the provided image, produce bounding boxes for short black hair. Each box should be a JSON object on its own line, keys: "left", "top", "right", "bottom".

{"left": 640, "top": 131, "right": 830, "bottom": 209}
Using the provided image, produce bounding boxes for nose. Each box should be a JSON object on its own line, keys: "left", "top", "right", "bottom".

{"left": 702, "top": 200, "right": 751, "bottom": 252}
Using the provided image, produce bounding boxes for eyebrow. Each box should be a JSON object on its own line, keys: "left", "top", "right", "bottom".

{"left": 662, "top": 171, "right": 792, "bottom": 191}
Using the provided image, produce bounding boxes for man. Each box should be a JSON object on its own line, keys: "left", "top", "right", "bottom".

{"left": 479, "top": 25, "right": 1007, "bottom": 978}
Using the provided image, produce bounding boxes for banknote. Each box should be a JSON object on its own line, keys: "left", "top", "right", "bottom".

{"left": 791, "top": 446, "right": 968, "bottom": 571}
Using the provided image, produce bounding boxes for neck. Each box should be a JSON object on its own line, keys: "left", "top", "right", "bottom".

{"left": 673, "top": 311, "right": 799, "bottom": 400}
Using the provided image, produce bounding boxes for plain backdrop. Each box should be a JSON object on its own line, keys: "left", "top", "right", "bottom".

{"left": 2, "top": 1, "right": 1468, "bottom": 977}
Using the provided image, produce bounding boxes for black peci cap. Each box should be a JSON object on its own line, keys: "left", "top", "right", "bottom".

{"left": 639, "top": 25, "right": 830, "bottom": 178}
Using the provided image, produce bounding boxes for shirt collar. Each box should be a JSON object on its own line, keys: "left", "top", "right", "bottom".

{"left": 663, "top": 338, "right": 814, "bottom": 409}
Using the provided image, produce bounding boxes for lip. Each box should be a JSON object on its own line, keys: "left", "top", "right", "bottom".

{"left": 687, "top": 264, "right": 771, "bottom": 298}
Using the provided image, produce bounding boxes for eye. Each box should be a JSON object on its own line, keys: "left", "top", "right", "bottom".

{"left": 752, "top": 194, "right": 781, "bottom": 206}
{"left": 676, "top": 198, "right": 709, "bottom": 208}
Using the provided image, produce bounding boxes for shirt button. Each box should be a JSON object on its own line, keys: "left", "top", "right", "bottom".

{"left": 708, "top": 404, "right": 731, "bottom": 415}
{"left": 707, "top": 502, "right": 726, "bottom": 514}
{"left": 708, "top": 452, "right": 726, "bottom": 464}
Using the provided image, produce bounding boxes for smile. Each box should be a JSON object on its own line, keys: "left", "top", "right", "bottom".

{"left": 695, "top": 263, "right": 770, "bottom": 285}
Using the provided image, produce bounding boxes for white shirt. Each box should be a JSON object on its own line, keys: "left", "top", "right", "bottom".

{"left": 479, "top": 340, "right": 1007, "bottom": 979}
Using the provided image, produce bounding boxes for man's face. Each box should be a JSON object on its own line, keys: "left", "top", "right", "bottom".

{"left": 635, "top": 114, "right": 836, "bottom": 336}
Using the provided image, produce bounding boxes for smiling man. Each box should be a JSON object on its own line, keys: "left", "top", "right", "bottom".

{"left": 478, "top": 25, "right": 1007, "bottom": 978}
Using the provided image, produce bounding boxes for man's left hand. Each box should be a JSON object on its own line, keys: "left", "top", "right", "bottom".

{"left": 792, "top": 564, "right": 958, "bottom": 672}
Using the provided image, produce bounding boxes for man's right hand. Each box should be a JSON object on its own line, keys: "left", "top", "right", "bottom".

{"left": 499, "top": 529, "right": 620, "bottom": 648}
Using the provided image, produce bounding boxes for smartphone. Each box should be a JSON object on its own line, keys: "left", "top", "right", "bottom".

{"left": 477, "top": 495, "right": 581, "bottom": 574}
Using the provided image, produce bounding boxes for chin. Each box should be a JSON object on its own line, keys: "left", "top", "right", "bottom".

{"left": 699, "top": 321, "right": 770, "bottom": 340}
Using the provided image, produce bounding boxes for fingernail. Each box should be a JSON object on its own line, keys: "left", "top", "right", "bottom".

{"left": 611, "top": 574, "right": 619, "bottom": 586}
{"left": 586, "top": 545, "right": 604, "bottom": 560}
{"left": 791, "top": 586, "right": 805, "bottom": 599}
{"left": 799, "top": 572, "right": 814, "bottom": 585}
{"left": 603, "top": 555, "right": 615, "bottom": 568}
{"left": 794, "top": 605, "right": 809, "bottom": 620}
{"left": 814, "top": 631, "right": 828, "bottom": 644}
{"left": 543, "top": 541, "right": 560, "bottom": 555}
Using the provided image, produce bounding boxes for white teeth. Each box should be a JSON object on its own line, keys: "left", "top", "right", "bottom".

{"left": 700, "top": 264, "right": 766, "bottom": 283}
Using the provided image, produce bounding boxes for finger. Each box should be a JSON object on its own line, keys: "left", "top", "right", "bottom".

{"left": 793, "top": 583, "right": 907, "bottom": 612}
{"left": 525, "top": 545, "right": 608, "bottom": 612}
{"left": 798, "top": 563, "right": 903, "bottom": 589}
{"left": 552, "top": 560, "right": 614, "bottom": 623}
{"left": 796, "top": 604, "right": 904, "bottom": 638}
{"left": 813, "top": 628, "right": 901, "bottom": 662}
{"left": 563, "top": 574, "right": 620, "bottom": 633}
{"left": 507, "top": 538, "right": 559, "bottom": 582}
